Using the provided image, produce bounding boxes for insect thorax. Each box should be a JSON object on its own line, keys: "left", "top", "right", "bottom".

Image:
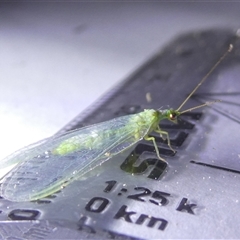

{"left": 128, "top": 109, "right": 161, "bottom": 138}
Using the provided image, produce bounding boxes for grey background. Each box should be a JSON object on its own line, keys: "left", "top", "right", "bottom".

{"left": 0, "top": 1, "right": 240, "bottom": 162}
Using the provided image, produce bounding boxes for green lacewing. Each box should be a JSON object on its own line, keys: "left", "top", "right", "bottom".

{"left": 0, "top": 45, "right": 232, "bottom": 202}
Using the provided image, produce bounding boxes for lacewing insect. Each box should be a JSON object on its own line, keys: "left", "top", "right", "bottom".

{"left": 0, "top": 45, "right": 233, "bottom": 202}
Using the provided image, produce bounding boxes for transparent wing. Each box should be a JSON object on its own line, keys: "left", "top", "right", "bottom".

{"left": 0, "top": 114, "right": 152, "bottom": 202}
{"left": 0, "top": 137, "right": 53, "bottom": 169}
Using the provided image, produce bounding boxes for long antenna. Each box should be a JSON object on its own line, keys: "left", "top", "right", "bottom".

{"left": 180, "top": 100, "right": 221, "bottom": 114}
{"left": 176, "top": 44, "right": 233, "bottom": 111}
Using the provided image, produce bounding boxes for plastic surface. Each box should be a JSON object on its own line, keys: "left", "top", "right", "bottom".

{"left": 0, "top": 29, "right": 240, "bottom": 239}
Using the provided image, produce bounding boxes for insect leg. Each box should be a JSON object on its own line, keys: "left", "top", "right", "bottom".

{"left": 155, "top": 126, "right": 175, "bottom": 153}
{"left": 144, "top": 136, "right": 166, "bottom": 162}
{"left": 160, "top": 133, "right": 166, "bottom": 141}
